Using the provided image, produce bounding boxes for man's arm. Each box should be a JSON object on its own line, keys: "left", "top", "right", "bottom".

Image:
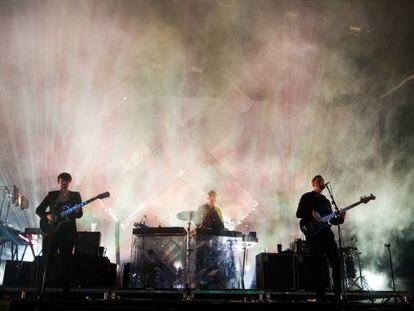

{"left": 215, "top": 206, "right": 225, "bottom": 229}
{"left": 36, "top": 192, "right": 51, "bottom": 219}
{"left": 75, "top": 192, "right": 83, "bottom": 218}
{"left": 296, "top": 194, "right": 312, "bottom": 219}
{"left": 215, "top": 206, "right": 224, "bottom": 223}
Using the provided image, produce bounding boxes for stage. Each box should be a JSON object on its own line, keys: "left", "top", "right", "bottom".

{"left": 0, "top": 288, "right": 411, "bottom": 311}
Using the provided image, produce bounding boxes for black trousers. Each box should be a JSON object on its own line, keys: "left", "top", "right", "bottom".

{"left": 41, "top": 231, "right": 76, "bottom": 292}
{"left": 308, "top": 229, "right": 342, "bottom": 298}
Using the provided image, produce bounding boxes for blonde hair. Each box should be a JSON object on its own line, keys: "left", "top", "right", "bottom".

{"left": 311, "top": 175, "right": 323, "bottom": 183}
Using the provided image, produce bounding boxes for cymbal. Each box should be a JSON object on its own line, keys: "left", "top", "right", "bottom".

{"left": 176, "top": 210, "right": 199, "bottom": 222}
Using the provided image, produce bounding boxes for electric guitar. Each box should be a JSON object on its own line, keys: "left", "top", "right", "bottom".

{"left": 299, "top": 194, "right": 375, "bottom": 238}
{"left": 40, "top": 191, "right": 110, "bottom": 235}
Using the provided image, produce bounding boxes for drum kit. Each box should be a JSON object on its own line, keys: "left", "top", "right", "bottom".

{"left": 340, "top": 235, "right": 370, "bottom": 291}
{"left": 176, "top": 209, "right": 258, "bottom": 289}
{"left": 130, "top": 209, "right": 258, "bottom": 289}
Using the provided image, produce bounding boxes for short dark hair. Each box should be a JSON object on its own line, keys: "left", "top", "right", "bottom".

{"left": 311, "top": 175, "right": 323, "bottom": 183}
{"left": 57, "top": 172, "right": 72, "bottom": 183}
{"left": 208, "top": 190, "right": 217, "bottom": 197}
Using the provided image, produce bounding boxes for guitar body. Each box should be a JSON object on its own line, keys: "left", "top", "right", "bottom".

{"left": 39, "top": 202, "right": 72, "bottom": 235}
{"left": 299, "top": 217, "right": 332, "bottom": 239}
{"left": 298, "top": 194, "right": 375, "bottom": 239}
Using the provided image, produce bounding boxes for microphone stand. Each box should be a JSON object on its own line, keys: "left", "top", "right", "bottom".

{"left": 325, "top": 183, "right": 346, "bottom": 298}
{"left": 384, "top": 243, "right": 397, "bottom": 303}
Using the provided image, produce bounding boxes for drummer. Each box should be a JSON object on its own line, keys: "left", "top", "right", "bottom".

{"left": 197, "top": 190, "right": 225, "bottom": 231}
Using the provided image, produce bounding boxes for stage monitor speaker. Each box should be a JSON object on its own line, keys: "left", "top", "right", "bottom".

{"left": 74, "top": 255, "right": 116, "bottom": 287}
{"left": 2, "top": 260, "right": 34, "bottom": 287}
{"left": 32, "top": 255, "right": 116, "bottom": 288}
{"left": 256, "top": 253, "right": 331, "bottom": 291}
{"left": 256, "top": 253, "right": 295, "bottom": 291}
{"left": 33, "top": 255, "right": 64, "bottom": 287}
{"left": 75, "top": 231, "right": 101, "bottom": 256}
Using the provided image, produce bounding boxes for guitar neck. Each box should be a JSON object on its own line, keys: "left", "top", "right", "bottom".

{"left": 60, "top": 196, "right": 99, "bottom": 217}
{"left": 321, "top": 201, "right": 363, "bottom": 222}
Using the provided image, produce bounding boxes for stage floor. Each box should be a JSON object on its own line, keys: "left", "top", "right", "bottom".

{"left": 0, "top": 288, "right": 411, "bottom": 311}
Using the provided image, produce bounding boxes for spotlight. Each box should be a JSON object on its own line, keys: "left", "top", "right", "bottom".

{"left": 363, "top": 270, "right": 387, "bottom": 290}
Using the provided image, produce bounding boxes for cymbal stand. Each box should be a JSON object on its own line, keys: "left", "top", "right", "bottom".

{"left": 184, "top": 219, "right": 193, "bottom": 291}
{"left": 241, "top": 237, "right": 248, "bottom": 290}
{"left": 346, "top": 235, "right": 370, "bottom": 291}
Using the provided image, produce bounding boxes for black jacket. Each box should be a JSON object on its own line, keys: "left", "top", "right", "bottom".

{"left": 36, "top": 191, "right": 83, "bottom": 236}
{"left": 296, "top": 191, "right": 343, "bottom": 226}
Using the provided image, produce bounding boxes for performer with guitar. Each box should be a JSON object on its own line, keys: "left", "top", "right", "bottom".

{"left": 36, "top": 172, "right": 83, "bottom": 294}
{"left": 296, "top": 175, "right": 345, "bottom": 302}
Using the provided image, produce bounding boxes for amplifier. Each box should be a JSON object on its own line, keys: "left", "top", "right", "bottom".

{"left": 32, "top": 255, "right": 116, "bottom": 288}
{"left": 2, "top": 260, "right": 34, "bottom": 287}
{"left": 256, "top": 253, "right": 296, "bottom": 291}
{"left": 256, "top": 253, "right": 331, "bottom": 291}
{"left": 295, "top": 254, "right": 330, "bottom": 291}
{"left": 75, "top": 231, "right": 101, "bottom": 256}
{"left": 75, "top": 255, "right": 117, "bottom": 287}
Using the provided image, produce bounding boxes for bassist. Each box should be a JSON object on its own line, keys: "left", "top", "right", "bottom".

{"left": 36, "top": 172, "right": 83, "bottom": 293}
{"left": 296, "top": 175, "right": 345, "bottom": 302}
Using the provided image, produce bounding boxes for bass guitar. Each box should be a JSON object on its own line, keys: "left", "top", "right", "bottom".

{"left": 40, "top": 191, "right": 110, "bottom": 235}
{"left": 299, "top": 194, "right": 375, "bottom": 238}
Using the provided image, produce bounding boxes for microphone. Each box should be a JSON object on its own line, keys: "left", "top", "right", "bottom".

{"left": 321, "top": 181, "right": 330, "bottom": 190}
